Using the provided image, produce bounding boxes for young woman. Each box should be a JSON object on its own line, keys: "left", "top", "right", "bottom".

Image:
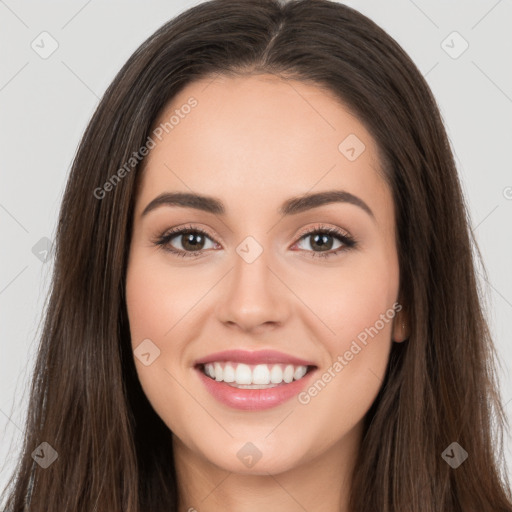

{"left": 3, "top": 0, "right": 511, "bottom": 511}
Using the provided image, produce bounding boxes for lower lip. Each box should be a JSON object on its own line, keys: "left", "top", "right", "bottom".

{"left": 195, "top": 366, "right": 317, "bottom": 411}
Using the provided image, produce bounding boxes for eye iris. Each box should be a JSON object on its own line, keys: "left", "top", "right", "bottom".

{"left": 181, "top": 231, "right": 205, "bottom": 251}
{"left": 310, "top": 233, "right": 333, "bottom": 251}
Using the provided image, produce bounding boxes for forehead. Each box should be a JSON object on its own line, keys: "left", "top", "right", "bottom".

{"left": 135, "top": 73, "right": 391, "bottom": 222}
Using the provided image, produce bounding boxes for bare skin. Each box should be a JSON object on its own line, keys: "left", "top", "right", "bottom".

{"left": 125, "top": 73, "right": 408, "bottom": 512}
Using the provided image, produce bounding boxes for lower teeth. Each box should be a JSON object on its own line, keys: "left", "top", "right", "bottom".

{"left": 224, "top": 382, "right": 282, "bottom": 389}
{"left": 203, "top": 372, "right": 294, "bottom": 388}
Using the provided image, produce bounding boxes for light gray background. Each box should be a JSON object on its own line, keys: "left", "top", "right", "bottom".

{"left": 1, "top": 0, "right": 511, "bottom": 497}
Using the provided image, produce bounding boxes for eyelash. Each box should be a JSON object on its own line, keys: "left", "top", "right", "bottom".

{"left": 152, "top": 223, "right": 357, "bottom": 260}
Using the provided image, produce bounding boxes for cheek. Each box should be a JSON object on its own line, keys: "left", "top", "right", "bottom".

{"left": 125, "top": 252, "right": 203, "bottom": 346}
{"left": 125, "top": 260, "right": 167, "bottom": 345}
{"left": 301, "top": 252, "right": 399, "bottom": 347}
{"left": 125, "top": 254, "right": 197, "bottom": 434}
{"left": 297, "top": 250, "right": 399, "bottom": 403}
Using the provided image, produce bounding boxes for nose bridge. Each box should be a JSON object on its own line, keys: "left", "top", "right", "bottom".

{"left": 217, "top": 233, "right": 289, "bottom": 330}
{"left": 234, "top": 236, "right": 271, "bottom": 290}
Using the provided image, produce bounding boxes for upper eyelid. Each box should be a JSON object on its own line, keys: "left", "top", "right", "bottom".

{"left": 295, "top": 224, "right": 351, "bottom": 240}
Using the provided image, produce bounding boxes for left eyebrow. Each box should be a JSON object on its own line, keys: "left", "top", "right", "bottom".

{"left": 279, "top": 190, "right": 375, "bottom": 220}
{"left": 140, "top": 189, "right": 375, "bottom": 221}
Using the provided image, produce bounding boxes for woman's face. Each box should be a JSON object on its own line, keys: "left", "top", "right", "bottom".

{"left": 125, "top": 73, "right": 404, "bottom": 475}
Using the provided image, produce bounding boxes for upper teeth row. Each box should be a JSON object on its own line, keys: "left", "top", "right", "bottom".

{"left": 203, "top": 362, "right": 308, "bottom": 385}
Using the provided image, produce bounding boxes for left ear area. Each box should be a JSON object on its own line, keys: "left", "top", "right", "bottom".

{"left": 392, "top": 313, "right": 409, "bottom": 343}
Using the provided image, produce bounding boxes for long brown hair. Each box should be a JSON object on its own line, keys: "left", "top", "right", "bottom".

{"left": 2, "top": 1, "right": 511, "bottom": 510}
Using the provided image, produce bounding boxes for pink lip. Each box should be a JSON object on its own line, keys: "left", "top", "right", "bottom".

{"left": 195, "top": 366, "right": 318, "bottom": 411}
{"left": 194, "top": 349, "right": 316, "bottom": 367}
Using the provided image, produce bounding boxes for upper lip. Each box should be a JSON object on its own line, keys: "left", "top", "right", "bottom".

{"left": 194, "top": 349, "right": 317, "bottom": 367}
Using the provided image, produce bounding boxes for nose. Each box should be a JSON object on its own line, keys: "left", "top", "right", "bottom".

{"left": 215, "top": 244, "right": 291, "bottom": 333}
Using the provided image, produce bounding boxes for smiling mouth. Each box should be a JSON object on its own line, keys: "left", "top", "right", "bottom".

{"left": 197, "top": 361, "right": 316, "bottom": 389}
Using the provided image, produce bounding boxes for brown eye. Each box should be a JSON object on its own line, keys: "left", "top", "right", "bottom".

{"left": 293, "top": 225, "right": 357, "bottom": 259}
{"left": 174, "top": 231, "right": 208, "bottom": 251}
{"left": 154, "top": 225, "right": 218, "bottom": 258}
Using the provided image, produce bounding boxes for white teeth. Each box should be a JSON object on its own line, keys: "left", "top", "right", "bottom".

{"left": 223, "top": 363, "right": 235, "bottom": 382}
{"left": 235, "top": 363, "right": 252, "bottom": 384}
{"left": 270, "top": 365, "right": 283, "bottom": 384}
{"left": 283, "top": 365, "right": 294, "bottom": 383}
{"left": 214, "top": 362, "right": 223, "bottom": 382}
{"left": 252, "top": 364, "right": 270, "bottom": 385}
{"left": 202, "top": 362, "right": 310, "bottom": 385}
{"left": 294, "top": 365, "right": 307, "bottom": 380}
{"left": 205, "top": 363, "right": 215, "bottom": 378}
